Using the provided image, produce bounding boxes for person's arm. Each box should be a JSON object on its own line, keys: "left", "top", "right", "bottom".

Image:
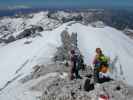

{"left": 91, "top": 55, "right": 97, "bottom": 70}
{"left": 93, "top": 55, "right": 97, "bottom": 65}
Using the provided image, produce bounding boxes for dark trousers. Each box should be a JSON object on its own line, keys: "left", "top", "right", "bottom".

{"left": 75, "top": 69, "right": 80, "bottom": 79}
{"left": 71, "top": 67, "right": 80, "bottom": 80}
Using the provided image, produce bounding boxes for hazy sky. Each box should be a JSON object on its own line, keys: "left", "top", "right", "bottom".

{"left": 0, "top": 0, "right": 133, "bottom": 8}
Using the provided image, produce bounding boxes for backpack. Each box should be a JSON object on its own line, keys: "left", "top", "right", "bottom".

{"left": 98, "top": 54, "right": 108, "bottom": 64}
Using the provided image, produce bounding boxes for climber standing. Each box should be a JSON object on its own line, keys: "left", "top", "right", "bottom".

{"left": 93, "top": 48, "right": 110, "bottom": 83}
{"left": 75, "top": 48, "right": 85, "bottom": 71}
{"left": 69, "top": 49, "right": 81, "bottom": 80}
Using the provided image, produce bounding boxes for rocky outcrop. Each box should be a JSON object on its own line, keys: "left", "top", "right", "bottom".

{"left": 0, "top": 35, "right": 16, "bottom": 43}
{"left": 41, "top": 78, "right": 94, "bottom": 100}
{"left": 31, "top": 63, "right": 69, "bottom": 79}
{"left": 24, "top": 63, "right": 133, "bottom": 100}
{"left": 62, "top": 15, "right": 83, "bottom": 23}
{"left": 5, "top": 35, "right": 16, "bottom": 43}
{"left": 40, "top": 74, "right": 133, "bottom": 100}
{"left": 16, "top": 26, "right": 43, "bottom": 39}
{"left": 0, "top": 26, "right": 43, "bottom": 43}
{"left": 54, "top": 30, "right": 78, "bottom": 62}
{"left": 17, "top": 62, "right": 133, "bottom": 100}
{"left": 0, "top": 25, "right": 43, "bottom": 43}
{"left": 124, "top": 29, "right": 133, "bottom": 39}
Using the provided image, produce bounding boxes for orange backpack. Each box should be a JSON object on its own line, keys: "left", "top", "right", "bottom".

{"left": 99, "top": 65, "right": 109, "bottom": 73}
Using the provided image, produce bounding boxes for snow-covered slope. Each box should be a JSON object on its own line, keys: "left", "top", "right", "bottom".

{"left": 0, "top": 26, "right": 63, "bottom": 89}
{"left": 0, "top": 22, "right": 133, "bottom": 100}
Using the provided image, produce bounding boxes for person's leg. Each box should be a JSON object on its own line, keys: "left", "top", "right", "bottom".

{"left": 75, "top": 69, "right": 79, "bottom": 79}
{"left": 94, "top": 67, "right": 99, "bottom": 83}
{"left": 75, "top": 68, "right": 82, "bottom": 79}
{"left": 70, "top": 67, "right": 74, "bottom": 80}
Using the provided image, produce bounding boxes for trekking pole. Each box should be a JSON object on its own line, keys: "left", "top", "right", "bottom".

{"left": 102, "top": 87, "right": 110, "bottom": 100}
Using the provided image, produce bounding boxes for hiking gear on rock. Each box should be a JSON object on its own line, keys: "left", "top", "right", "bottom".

{"left": 84, "top": 78, "right": 94, "bottom": 92}
{"left": 99, "top": 95, "right": 109, "bottom": 100}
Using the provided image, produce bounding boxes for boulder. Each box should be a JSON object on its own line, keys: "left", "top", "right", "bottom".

{"left": 5, "top": 35, "right": 16, "bottom": 43}
{"left": 16, "top": 26, "right": 43, "bottom": 39}
{"left": 0, "top": 35, "right": 16, "bottom": 43}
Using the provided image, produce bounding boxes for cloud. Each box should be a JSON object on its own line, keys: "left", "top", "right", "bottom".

{"left": 7, "top": 5, "right": 31, "bottom": 10}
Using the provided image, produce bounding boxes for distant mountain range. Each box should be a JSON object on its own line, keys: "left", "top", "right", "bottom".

{"left": 1, "top": 8, "right": 133, "bottom": 31}
{"left": 0, "top": 6, "right": 133, "bottom": 17}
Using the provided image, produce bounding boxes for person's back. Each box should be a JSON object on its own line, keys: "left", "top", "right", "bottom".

{"left": 93, "top": 48, "right": 109, "bottom": 68}
{"left": 99, "top": 54, "right": 108, "bottom": 66}
{"left": 71, "top": 54, "right": 78, "bottom": 70}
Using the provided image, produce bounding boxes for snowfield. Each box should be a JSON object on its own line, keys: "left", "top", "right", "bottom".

{"left": 0, "top": 21, "right": 133, "bottom": 100}
{"left": 0, "top": 26, "right": 63, "bottom": 89}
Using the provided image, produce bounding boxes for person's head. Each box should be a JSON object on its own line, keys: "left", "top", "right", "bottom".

{"left": 96, "top": 48, "right": 102, "bottom": 55}
{"left": 70, "top": 50, "right": 75, "bottom": 55}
